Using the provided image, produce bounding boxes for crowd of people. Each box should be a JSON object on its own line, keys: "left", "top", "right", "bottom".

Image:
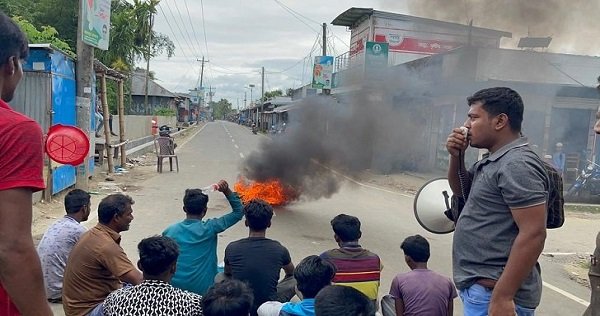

{"left": 1, "top": 10, "right": 600, "bottom": 316}
{"left": 32, "top": 180, "right": 456, "bottom": 316}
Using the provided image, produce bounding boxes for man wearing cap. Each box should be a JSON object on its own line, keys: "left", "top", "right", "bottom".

{"left": 552, "top": 142, "right": 566, "bottom": 176}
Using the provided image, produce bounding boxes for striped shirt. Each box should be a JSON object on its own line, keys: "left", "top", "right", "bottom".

{"left": 320, "top": 242, "right": 381, "bottom": 300}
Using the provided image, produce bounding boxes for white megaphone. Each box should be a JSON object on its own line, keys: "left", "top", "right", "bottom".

{"left": 413, "top": 178, "right": 456, "bottom": 234}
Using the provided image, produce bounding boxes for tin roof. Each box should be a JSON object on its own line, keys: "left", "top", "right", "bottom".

{"left": 331, "top": 7, "right": 512, "bottom": 39}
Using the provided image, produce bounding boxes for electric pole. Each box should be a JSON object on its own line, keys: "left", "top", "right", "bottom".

{"left": 322, "top": 23, "right": 327, "bottom": 56}
{"left": 75, "top": 0, "right": 94, "bottom": 190}
{"left": 197, "top": 56, "right": 209, "bottom": 106}
{"left": 322, "top": 23, "right": 330, "bottom": 95}
{"left": 144, "top": 12, "right": 155, "bottom": 108}
{"left": 260, "top": 66, "right": 265, "bottom": 130}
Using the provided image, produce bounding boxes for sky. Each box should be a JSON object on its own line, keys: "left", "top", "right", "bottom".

{"left": 146, "top": 0, "right": 408, "bottom": 108}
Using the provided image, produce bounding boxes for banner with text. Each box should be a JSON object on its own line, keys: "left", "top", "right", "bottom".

{"left": 312, "top": 56, "right": 334, "bottom": 89}
{"left": 81, "top": 0, "right": 111, "bottom": 50}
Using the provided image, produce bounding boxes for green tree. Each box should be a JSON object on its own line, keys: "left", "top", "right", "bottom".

{"left": 212, "top": 99, "right": 233, "bottom": 119}
{"left": 262, "top": 89, "right": 283, "bottom": 101}
{"left": 12, "top": 16, "right": 74, "bottom": 56}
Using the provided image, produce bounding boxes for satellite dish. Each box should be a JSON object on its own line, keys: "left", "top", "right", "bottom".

{"left": 413, "top": 178, "right": 456, "bottom": 234}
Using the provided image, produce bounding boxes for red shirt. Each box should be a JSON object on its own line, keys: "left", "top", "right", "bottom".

{"left": 0, "top": 99, "right": 45, "bottom": 315}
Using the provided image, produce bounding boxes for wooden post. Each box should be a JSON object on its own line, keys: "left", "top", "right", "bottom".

{"left": 100, "top": 73, "right": 113, "bottom": 174}
{"left": 118, "top": 79, "right": 127, "bottom": 167}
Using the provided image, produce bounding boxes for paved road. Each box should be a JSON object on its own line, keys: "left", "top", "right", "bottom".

{"left": 52, "top": 121, "right": 591, "bottom": 315}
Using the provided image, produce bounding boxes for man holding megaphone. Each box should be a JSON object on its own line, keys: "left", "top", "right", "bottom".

{"left": 446, "top": 87, "right": 548, "bottom": 316}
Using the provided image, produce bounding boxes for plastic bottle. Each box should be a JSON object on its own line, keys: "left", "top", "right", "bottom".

{"left": 201, "top": 184, "right": 218, "bottom": 193}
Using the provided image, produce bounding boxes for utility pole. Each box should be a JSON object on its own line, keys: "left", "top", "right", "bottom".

{"left": 75, "top": 0, "right": 94, "bottom": 190}
{"left": 144, "top": 12, "right": 155, "bottom": 108}
{"left": 322, "top": 23, "right": 330, "bottom": 95}
{"left": 197, "top": 56, "right": 209, "bottom": 107}
{"left": 322, "top": 23, "right": 327, "bottom": 56}
{"left": 244, "top": 91, "right": 247, "bottom": 108}
{"left": 260, "top": 66, "right": 265, "bottom": 130}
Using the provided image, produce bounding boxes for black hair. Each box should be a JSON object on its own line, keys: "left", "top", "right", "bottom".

{"left": 294, "top": 255, "right": 336, "bottom": 299}
{"left": 330, "top": 214, "right": 361, "bottom": 242}
{"left": 138, "top": 235, "right": 179, "bottom": 276}
{"left": 97, "top": 194, "right": 134, "bottom": 224}
{"left": 0, "top": 11, "right": 29, "bottom": 66}
{"left": 64, "top": 189, "right": 91, "bottom": 214}
{"left": 400, "top": 234, "right": 430, "bottom": 263}
{"left": 243, "top": 199, "right": 273, "bottom": 231}
{"left": 467, "top": 87, "right": 524, "bottom": 132}
{"left": 183, "top": 189, "right": 209, "bottom": 215}
{"left": 203, "top": 279, "right": 254, "bottom": 316}
{"left": 315, "top": 285, "right": 375, "bottom": 316}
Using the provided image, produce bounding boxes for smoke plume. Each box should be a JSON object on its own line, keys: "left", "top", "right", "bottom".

{"left": 398, "top": 0, "right": 600, "bottom": 55}
{"left": 241, "top": 68, "right": 433, "bottom": 200}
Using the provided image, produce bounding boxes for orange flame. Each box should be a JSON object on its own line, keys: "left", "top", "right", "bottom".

{"left": 234, "top": 178, "right": 295, "bottom": 206}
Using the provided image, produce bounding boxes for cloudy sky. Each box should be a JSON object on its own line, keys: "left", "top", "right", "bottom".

{"left": 147, "top": 0, "right": 408, "bottom": 107}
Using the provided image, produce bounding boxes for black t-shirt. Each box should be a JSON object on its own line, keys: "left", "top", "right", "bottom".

{"left": 224, "top": 237, "right": 291, "bottom": 315}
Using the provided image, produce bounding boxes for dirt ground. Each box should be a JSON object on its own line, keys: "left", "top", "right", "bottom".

{"left": 31, "top": 127, "right": 598, "bottom": 289}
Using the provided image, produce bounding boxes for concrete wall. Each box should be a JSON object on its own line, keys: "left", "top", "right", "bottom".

{"left": 110, "top": 115, "right": 177, "bottom": 140}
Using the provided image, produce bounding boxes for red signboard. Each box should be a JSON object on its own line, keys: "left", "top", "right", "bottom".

{"left": 374, "top": 34, "right": 461, "bottom": 55}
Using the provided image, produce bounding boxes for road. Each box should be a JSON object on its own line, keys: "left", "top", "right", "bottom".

{"left": 52, "top": 121, "right": 591, "bottom": 315}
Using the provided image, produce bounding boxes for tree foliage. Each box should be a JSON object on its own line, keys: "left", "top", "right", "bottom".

{"left": 212, "top": 99, "right": 233, "bottom": 119}
{"left": 1, "top": 0, "right": 175, "bottom": 73}
{"left": 12, "top": 16, "right": 74, "bottom": 56}
{"left": 262, "top": 89, "right": 283, "bottom": 101}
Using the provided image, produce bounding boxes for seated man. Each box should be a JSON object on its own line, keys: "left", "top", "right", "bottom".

{"left": 320, "top": 214, "right": 382, "bottom": 305}
{"left": 381, "top": 235, "right": 457, "bottom": 316}
{"left": 203, "top": 279, "right": 254, "bottom": 316}
{"left": 258, "top": 255, "right": 336, "bottom": 316}
{"left": 62, "top": 194, "right": 143, "bottom": 316}
{"left": 224, "top": 199, "right": 295, "bottom": 316}
{"left": 103, "top": 235, "right": 203, "bottom": 315}
{"left": 37, "top": 189, "right": 91, "bottom": 303}
{"left": 314, "top": 285, "right": 375, "bottom": 316}
{"left": 163, "top": 180, "right": 243, "bottom": 295}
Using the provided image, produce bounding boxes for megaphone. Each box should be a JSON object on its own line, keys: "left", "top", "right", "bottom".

{"left": 413, "top": 178, "right": 455, "bottom": 234}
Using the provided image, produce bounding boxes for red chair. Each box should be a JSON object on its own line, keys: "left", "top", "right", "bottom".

{"left": 154, "top": 136, "right": 179, "bottom": 173}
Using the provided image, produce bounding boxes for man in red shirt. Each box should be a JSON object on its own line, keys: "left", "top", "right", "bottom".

{"left": 0, "top": 11, "right": 53, "bottom": 316}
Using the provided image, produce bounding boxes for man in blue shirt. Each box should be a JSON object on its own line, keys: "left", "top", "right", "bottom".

{"left": 163, "top": 180, "right": 243, "bottom": 295}
{"left": 258, "top": 255, "right": 335, "bottom": 316}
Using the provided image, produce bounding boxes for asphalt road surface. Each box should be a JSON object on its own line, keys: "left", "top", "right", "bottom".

{"left": 52, "top": 121, "right": 592, "bottom": 315}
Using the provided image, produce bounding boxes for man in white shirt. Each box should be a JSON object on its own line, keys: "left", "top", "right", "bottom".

{"left": 37, "top": 189, "right": 90, "bottom": 302}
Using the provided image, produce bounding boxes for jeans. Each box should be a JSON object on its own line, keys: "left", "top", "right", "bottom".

{"left": 87, "top": 303, "right": 104, "bottom": 316}
{"left": 460, "top": 284, "right": 535, "bottom": 316}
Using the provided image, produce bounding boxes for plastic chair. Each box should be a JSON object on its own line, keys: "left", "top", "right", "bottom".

{"left": 154, "top": 136, "right": 179, "bottom": 173}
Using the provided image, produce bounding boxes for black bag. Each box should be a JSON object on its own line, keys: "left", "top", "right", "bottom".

{"left": 541, "top": 160, "right": 565, "bottom": 229}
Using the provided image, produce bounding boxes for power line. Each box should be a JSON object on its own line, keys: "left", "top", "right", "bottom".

{"left": 272, "top": 0, "right": 320, "bottom": 34}
{"left": 183, "top": 0, "right": 207, "bottom": 57}
{"left": 171, "top": 0, "right": 202, "bottom": 57}
{"left": 158, "top": 1, "right": 194, "bottom": 58}
{"left": 156, "top": 4, "right": 195, "bottom": 67}
{"left": 199, "top": 0, "right": 212, "bottom": 87}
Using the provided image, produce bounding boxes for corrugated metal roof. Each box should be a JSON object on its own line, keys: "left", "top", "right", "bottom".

{"left": 331, "top": 7, "right": 512, "bottom": 38}
{"left": 130, "top": 72, "right": 176, "bottom": 97}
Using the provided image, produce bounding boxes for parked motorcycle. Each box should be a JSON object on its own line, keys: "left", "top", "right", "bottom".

{"left": 566, "top": 161, "right": 600, "bottom": 201}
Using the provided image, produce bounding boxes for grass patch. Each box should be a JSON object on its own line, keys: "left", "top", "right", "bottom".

{"left": 578, "top": 259, "right": 592, "bottom": 270}
{"left": 565, "top": 204, "right": 600, "bottom": 214}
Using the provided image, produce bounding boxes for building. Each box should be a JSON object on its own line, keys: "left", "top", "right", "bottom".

{"left": 130, "top": 69, "right": 178, "bottom": 115}
{"left": 328, "top": 7, "right": 600, "bottom": 178}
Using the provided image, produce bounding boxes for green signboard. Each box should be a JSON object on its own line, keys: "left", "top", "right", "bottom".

{"left": 81, "top": 0, "right": 111, "bottom": 50}
{"left": 365, "top": 42, "right": 389, "bottom": 79}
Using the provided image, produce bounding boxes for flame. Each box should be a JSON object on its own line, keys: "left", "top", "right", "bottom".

{"left": 234, "top": 178, "right": 295, "bottom": 206}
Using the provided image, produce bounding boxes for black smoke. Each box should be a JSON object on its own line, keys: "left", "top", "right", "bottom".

{"left": 240, "top": 67, "right": 434, "bottom": 200}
